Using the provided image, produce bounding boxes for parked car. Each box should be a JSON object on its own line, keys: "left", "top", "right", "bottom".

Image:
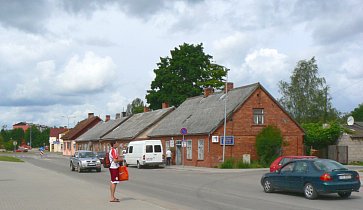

{"left": 261, "top": 159, "right": 361, "bottom": 199}
{"left": 270, "top": 155, "right": 317, "bottom": 172}
{"left": 124, "top": 140, "right": 164, "bottom": 169}
{"left": 70, "top": 150, "right": 101, "bottom": 173}
{"left": 96, "top": 151, "right": 106, "bottom": 164}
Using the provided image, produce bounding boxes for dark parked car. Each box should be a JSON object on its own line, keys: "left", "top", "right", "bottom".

{"left": 96, "top": 151, "right": 106, "bottom": 164}
{"left": 261, "top": 159, "right": 361, "bottom": 199}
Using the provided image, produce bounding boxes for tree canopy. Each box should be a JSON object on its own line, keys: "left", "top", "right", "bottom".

{"left": 302, "top": 121, "right": 342, "bottom": 150}
{"left": 146, "top": 43, "right": 227, "bottom": 110}
{"left": 278, "top": 57, "right": 339, "bottom": 124}
{"left": 126, "top": 98, "right": 145, "bottom": 116}
{"left": 350, "top": 103, "right": 363, "bottom": 121}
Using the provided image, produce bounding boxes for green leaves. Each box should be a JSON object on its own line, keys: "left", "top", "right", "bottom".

{"left": 256, "top": 125, "right": 283, "bottom": 166}
{"left": 146, "top": 43, "right": 226, "bottom": 110}
{"left": 278, "top": 57, "right": 339, "bottom": 124}
{"left": 302, "top": 121, "right": 342, "bottom": 149}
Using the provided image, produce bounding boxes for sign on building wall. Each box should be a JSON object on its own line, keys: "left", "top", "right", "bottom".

{"left": 220, "top": 136, "right": 234, "bottom": 145}
{"left": 212, "top": 136, "right": 219, "bottom": 143}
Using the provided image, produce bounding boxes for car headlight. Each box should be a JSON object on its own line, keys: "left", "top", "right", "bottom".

{"left": 82, "top": 161, "right": 87, "bottom": 166}
{"left": 96, "top": 160, "right": 101, "bottom": 164}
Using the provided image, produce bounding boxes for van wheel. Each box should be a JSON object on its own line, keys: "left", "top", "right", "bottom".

{"left": 137, "top": 161, "right": 141, "bottom": 169}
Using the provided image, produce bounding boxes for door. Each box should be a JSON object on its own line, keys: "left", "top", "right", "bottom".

{"left": 286, "top": 161, "right": 307, "bottom": 191}
{"left": 176, "top": 140, "right": 182, "bottom": 165}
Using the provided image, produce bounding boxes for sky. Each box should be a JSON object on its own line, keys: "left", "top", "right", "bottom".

{"left": 0, "top": 0, "right": 362, "bottom": 129}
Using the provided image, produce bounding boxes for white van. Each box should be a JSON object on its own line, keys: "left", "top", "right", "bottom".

{"left": 124, "top": 140, "right": 165, "bottom": 169}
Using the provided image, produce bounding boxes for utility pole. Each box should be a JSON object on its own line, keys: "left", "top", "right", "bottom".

{"left": 222, "top": 67, "right": 230, "bottom": 163}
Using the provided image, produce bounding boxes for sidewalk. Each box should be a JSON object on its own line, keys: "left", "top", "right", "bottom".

{"left": 0, "top": 161, "right": 171, "bottom": 210}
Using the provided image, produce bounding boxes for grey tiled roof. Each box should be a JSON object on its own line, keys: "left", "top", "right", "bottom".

{"left": 103, "top": 107, "right": 174, "bottom": 140}
{"left": 347, "top": 122, "right": 363, "bottom": 138}
{"left": 75, "top": 117, "right": 128, "bottom": 142}
{"left": 149, "top": 83, "right": 260, "bottom": 137}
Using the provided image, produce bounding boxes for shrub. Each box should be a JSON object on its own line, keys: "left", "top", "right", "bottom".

{"left": 256, "top": 125, "right": 283, "bottom": 167}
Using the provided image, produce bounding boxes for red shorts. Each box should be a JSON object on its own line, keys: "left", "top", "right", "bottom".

{"left": 109, "top": 168, "right": 119, "bottom": 183}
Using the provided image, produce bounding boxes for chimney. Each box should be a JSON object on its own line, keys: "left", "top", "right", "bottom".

{"left": 144, "top": 106, "right": 150, "bottom": 112}
{"left": 122, "top": 111, "right": 126, "bottom": 117}
{"left": 115, "top": 113, "right": 121, "bottom": 119}
{"left": 224, "top": 82, "right": 234, "bottom": 93}
{"left": 162, "top": 102, "right": 169, "bottom": 109}
{"left": 88, "top": 113, "right": 94, "bottom": 118}
{"left": 204, "top": 87, "right": 214, "bottom": 97}
{"left": 105, "top": 115, "right": 110, "bottom": 122}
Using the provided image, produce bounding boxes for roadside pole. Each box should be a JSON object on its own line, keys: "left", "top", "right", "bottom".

{"left": 180, "top": 128, "right": 188, "bottom": 168}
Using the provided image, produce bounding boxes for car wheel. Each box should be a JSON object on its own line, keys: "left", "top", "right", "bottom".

{"left": 137, "top": 161, "right": 141, "bottom": 169}
{"left": 304, "top": 183, "right": 318, "bottom": 199}
{"left": 338, "top": 192, "right": 351, "bottom": 199}
{"left": 263, "top": 178, "right": 274, "bottom": 193}
{"left": 70, "top": 162, "right": 75, "bottom": 171}
{"left": 77, "top": 164, "right": 82, "bottom": 173}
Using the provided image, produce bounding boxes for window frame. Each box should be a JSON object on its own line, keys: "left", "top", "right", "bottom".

{"left": 186, "top": 140, "right": 192, "bottom": 160}
{"left": 253, "top": 108, "right": 264, "bottom": 125}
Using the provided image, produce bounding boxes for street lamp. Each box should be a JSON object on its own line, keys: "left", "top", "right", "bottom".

{"left": 222, "top": 67, "right": 230, "bottom": 163}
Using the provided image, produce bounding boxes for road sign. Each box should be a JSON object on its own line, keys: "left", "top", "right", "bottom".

{"left": 180, "top": 127, "right": 188, "bottom": 135}
{"left": 13, "top": 141, "right": 17, "bottom": 146}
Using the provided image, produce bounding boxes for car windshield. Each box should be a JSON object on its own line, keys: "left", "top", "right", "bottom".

{"left": 313, "top": 159, "right": 347, "bottom": 171}
{"left": 79, "top": 152, "right": 96, "bottom": 158}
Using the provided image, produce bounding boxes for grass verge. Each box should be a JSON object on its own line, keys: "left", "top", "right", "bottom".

{"left": 0, "top": 156, "right": 24, "bottom": 162}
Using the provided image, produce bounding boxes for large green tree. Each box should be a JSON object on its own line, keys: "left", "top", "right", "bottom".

{"left": 146, "top": 43, "right": 227, "bottom": 110}
{"left": 126, "top": 98, "right": 145, "bottom": 116}
{"left": 278, "top": 57, "right": 339, "bottom": 124}
{"left": 350, "top": 103, "right": 363, "bottom": 121}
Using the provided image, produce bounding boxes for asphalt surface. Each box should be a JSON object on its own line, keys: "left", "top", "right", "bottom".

{"left": 1, "top": 151, "right": 363, "bottom": 210}
{"left": 0, "top": 153, "right": 175, "bottom": 210}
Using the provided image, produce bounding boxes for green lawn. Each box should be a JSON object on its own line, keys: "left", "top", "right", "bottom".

{"left": 0, "top": 156, "right": 24, "bottom": 162}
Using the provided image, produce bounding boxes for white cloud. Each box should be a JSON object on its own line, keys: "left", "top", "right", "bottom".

{"left": 234, "top": 48, "right": 289, "bottom": 95}
{"left": 57, "top": 51, "right": 116, "bottom": 94}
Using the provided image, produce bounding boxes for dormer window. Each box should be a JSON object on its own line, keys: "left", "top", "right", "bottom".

{"left": 253, "top": 108, "right": 264, "bottom": 125}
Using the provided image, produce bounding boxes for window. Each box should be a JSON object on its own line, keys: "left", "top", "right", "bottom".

{"left": 253, "top": 108, "right": 264, "bottom": 124}
{"left": 146, "top": 145, "right": 153, "bottom": 153}
{"left": 198, "top": 139, "right": 204, "bottom": 160}
{"left": 281, "top": 162, "right": 294, "bottom": 173}
{"left": 294, "top": 161, "right": 308, "bottom": 173}
{"left": 128, "top": 146, "right": 133, "bottom": 153}
{"left": 186, "top": 140, "right": 192, "bottom": 160}
{"left": 166, "top": 141, "right": 170, "bottom": 151}
{"left": 154, "top": 145, "right": 161, "bottom": 153}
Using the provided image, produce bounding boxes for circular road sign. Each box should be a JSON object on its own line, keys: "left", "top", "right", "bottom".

{"left": 180, "top": 127, "right": 188, "bottom": 135}
{"left": 13, "top": 141, "right": 17, "bottom": 146}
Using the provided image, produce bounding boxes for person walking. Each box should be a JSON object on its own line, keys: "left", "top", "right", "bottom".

{"left": 166, "top": 149, "right": 172, "bottom": 166}
{"left": 109, "top": 141, "right": 122, "bottom": 202}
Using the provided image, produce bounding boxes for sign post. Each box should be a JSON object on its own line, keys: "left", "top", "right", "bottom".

{"left": 13, "top": 140, "right": 17, "bottom": 152}
{"left": 180, "top": 128, "right": 187, "bottom": 167}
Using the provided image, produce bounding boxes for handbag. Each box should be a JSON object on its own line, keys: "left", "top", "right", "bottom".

{"left": 118, "top": 165, "right": 129, "bottom": 181}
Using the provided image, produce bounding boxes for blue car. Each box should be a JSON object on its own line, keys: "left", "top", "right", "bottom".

{"left": 261, "top": 159, "right": 361, "bottom": 199}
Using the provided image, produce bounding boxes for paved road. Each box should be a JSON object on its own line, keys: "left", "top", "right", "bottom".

{"left": 1, "top": 151, "right": 363, "bottom": 210}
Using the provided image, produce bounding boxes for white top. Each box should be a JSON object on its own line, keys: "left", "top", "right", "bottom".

{"left": 166, "top": 150, "right": 172, "bottom": 158}
{"left": 109, "top": 148, "right": 120, "bottom": 169}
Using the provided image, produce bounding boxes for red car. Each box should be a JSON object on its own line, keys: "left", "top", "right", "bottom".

{"left": 270, "top": 155, "right": 317, "bottom": 172}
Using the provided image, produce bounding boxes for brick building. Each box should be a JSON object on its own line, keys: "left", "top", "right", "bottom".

{"left": 148, "top": 82, "right": 305, "bottom": 167}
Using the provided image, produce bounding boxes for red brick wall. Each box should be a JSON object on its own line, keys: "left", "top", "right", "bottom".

{"left": 160, "top": 87, "right": 304, "bottom": 167}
